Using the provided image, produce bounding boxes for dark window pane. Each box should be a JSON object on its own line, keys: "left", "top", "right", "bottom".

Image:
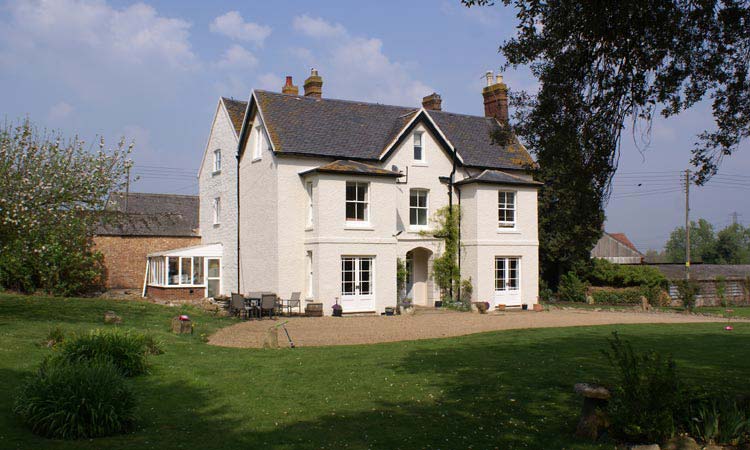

{"left": 346, "top": 202, "right": 356, "bottom": 220}
{"left": 346, "top": 183, "right": 356, "bottom": 201}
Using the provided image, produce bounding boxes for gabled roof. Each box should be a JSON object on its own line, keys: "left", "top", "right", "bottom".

{"left": 96, "top": 192, "right": 199, "bottom": 237}
{"left": 300, "top": 160, "right": 403, "bottom": 178}
{"left": 607, "top": 232, "right": 641, "bottom": 255}
{"left": 221, "top": 97, "right": 247, "bottom": 136}
{"left": 242, "top": 90, "right": 534, "bottom": 171}
{"left": 455, "top": 169, "right": 543, "bottom": 187}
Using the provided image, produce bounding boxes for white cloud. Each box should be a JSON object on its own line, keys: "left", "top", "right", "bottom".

{"left": 210, "top": 11, "right": 271, "bottom": 45}
{"left": 48, "top": 101, "right": 74, "bottom": 121}
{"left": 217, "top": 44, "right": 258, "bottom": 69}
{"left": 2, "top": 0, "right": 197, "bottom": 70}
{"left": 290, "top": 15, "right": 431, "bottom": 105}
{"left": 292, "top": 15, "right": 346, "bottom": 39}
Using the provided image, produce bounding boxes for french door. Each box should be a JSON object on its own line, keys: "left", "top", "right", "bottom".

{"left": 340, "top": 256, "right": 375, "bottom": 312}
{"left": 493, "top": 256, "right": 521, "bottom": 306}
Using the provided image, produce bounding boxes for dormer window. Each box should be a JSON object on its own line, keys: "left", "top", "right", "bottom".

{"left": 413, "top": 132, "right": 424, "bottom": 162}
{"left": 213, "top": 149, "right": 221, "bottom": 173}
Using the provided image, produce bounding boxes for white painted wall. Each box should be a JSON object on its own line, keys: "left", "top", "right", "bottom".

{"left": 198, "top": 99, "right": 238, "bottom": 296}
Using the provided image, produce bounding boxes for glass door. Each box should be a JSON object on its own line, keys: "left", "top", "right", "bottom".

{"left": 206, "top": 258, "right": 221, "bottom": 298}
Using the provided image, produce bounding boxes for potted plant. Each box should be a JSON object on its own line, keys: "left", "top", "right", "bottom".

{"left": 521, "top": 303, "right": 528, "bottom": 310}
{"left": 332, "top": 301, "right": 343, "bottom": 317}
{"left": 384, "top": 306, "right": 395, "bottom": 316}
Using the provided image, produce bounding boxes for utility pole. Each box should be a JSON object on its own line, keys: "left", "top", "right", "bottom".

{"left": 684, "top": 169, "right": 690, "bottom": 281}
{"left": 731, "top": 211, "right": 741, "bottom": 226}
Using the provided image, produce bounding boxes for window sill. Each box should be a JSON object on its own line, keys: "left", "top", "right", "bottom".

{"left": 408, "top": 226, "right": 430, "bottom": 233}
{"left": 411, "top": 162, "right": 428, "bottom": 167}
{"left": 213, "top": 223, "right": 221, "bottom": 228}
{"left": 251, "top": 156, "right": 262, "bottom": 163}
{"left": 497, "top": 227, "right": 520, "bottom": 234}
{"left": 305, "top": 226, "right": 314, "bottom": 231}
{"left": 150, "top": 284, "right": 206, "bottom": 289}
{"left": 345, "top": 222, "right": 374, "bottom": 230}
{"left": 212, "top": 170, "right": 221, "bottom": 176}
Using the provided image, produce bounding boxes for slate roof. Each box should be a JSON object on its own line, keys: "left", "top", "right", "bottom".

{"left": 455, "top": 169, "right": 543, "bottom": 187}
{"left": 221, "top": 97, "right": 247, "bottom": 135}
{"left": 300, "top": 160, "right": 403, "bottom": 178}
{"left": 96, "top": 192, "right": 199, "bottom": 237}
{"left": 250, "top": 90, "right": 534, "bottom": 171}
{"left": 651, "top": 264, "right": 750, "bottom": 281}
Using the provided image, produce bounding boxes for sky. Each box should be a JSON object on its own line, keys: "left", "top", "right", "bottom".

{"left": 1, "top": 0, "right": 748, "bottom": 252}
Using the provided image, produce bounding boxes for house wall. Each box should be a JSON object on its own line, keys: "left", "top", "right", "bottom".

{"left": 199, "top": 99, "right": 239, "bottom": 296}
{"left": 238, "top": 112, "right": 279, "bottom": 294}
{"left": 459, "top": 183, "right": 539, "bottom": 306}
{"left": 93, "top": 235, "right": 200, "bottom": 289}
{"left": 145, "top": 285, "right": 205, "bottom": 301}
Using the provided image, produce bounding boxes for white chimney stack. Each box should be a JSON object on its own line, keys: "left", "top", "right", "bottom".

{"left": 496, "top": 73, "right": 504, "bottom": 84}
{"left": 485, "top": 71, "right": 494, "bottom": 87}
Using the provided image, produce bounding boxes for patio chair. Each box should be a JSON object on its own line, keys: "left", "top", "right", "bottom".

{"left": 230, "top": 293, "right": 246, "bottom": 319}
{"left": 286, "top": 292, "right": 302, "bottom": 316}
{"left": 260, "top": 293, "right": 277, "bottom": 320}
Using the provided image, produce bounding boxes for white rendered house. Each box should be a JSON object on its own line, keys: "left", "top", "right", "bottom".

{"left": 196, "top": 70, "right": 540, "bottom": 314}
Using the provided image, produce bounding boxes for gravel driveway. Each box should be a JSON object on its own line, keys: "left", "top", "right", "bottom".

{"left": 208, "top": 308, "right": 732, "bottom": 348}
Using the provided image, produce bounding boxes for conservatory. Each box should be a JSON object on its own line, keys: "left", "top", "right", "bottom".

{"left": 143, "top": 243, "right": 222, "bottom": 300}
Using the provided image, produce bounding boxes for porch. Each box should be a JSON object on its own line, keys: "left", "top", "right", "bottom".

{"left": 143, "top": 243, "right": 222, "bottom": 300}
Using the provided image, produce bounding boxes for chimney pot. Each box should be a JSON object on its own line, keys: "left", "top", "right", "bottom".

{"left": 482, "top": 72, "right": 509, "bottom": 123}
{"left": 282, "top": 75, "right": 299, "bottom": 95}
{"left": 422, "top": 92, "right": 442, "bottom": 111}
{"left": 303, "top": 68, "right": 323, "bottom": 99}
{"left": 485, "top": 71, "right": 494, "bottom": 87}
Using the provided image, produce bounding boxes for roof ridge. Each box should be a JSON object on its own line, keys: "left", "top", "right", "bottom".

{"left": 111, "top": 192, "right": 199, "bottom": 199}
{"left": 255, "top": 89, "right": 417, "bottom": 111}
{"left": 426, "top": 109, "right": 494, "bottom": 121}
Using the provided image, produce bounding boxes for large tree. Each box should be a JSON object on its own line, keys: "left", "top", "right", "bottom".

{"left": 0, "top": 120, "right": 132, "bottom": 295}
{"left": 464, "top": 0, "right": 750, "bottom": 285}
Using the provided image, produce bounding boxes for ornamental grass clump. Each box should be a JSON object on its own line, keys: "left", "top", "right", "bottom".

{"left": 13, "top": 358, "right": 136, "bottom": 439}
{"left": 57, "top": 329, "right": 161, "bottom": 377}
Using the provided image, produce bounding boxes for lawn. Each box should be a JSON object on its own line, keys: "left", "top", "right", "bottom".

{"left": 1, "top": 293, "right": 748, "bottom": 450}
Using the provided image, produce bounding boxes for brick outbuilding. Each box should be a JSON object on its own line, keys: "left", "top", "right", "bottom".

{"left": 94, "top": 192, "right": 200, "bottom": 291}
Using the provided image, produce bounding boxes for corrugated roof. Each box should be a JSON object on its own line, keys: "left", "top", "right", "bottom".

{"left": 251, "top": 90, "right": 534, "bottom": 171}
{"left": 651, "top": 264, "right": 750, "bottom": 281}
{"left": 221, "top": 97, "right": 247, "bottom": 135}
{"left": 300, "top": 160, "right": 403, "bottom": 178}
{"left": 96, "top": 192, "right": 199, "bottom": 237}
{"left": 455, "top": 169, "right": 542, "bottom": 187}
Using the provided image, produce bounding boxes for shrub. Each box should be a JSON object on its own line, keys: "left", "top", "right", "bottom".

{"left": 13, "top": 359, "right": 136, "bottom": 439}
{"left": 588, "top": 259, "right": 668, "bottom": 288}
{"left": 603, "top": 332, "right": 685, "bottom": 443}
{"left": 591, "top": 287, "right": 643, "bottom": 304}
{"left": 675, "top": 279, "right": 700, "bottom": 310}
{"left": 57, "top": 329, "right": 159, "bottom": 377}
{"left": 558, "top": 272, "right": 588, "bottom": 302}
{"left": 460, "top": 278, "right": 473, "bottom": 307}
{"left": 716, "top": 276, "right": 727, "bottom": 307}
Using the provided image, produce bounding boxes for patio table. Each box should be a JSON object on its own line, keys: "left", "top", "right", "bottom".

{"left": 243, "top": 296, "right": 261, "bottom": 320}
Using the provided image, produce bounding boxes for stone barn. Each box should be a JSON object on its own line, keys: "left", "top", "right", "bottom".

{"left": 652, "top": 264, "right": 750, "bottom": 307}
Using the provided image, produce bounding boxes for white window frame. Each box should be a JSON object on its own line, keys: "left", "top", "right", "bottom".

{"left": 213, "top": 149, "right": 221, "bottom": 173}
{"left": 253, "top": 125, "right": 265, "bottom": 161}
{"left": 306, "top": 181, "right": 314, "bottom": 229}
{"left": 152, "top": 256, "right": 208, "bottom": 287}
{"left": 409, "top": 189, "right": 429, "bottom": 229}
{"left": 213, "top": 197, "right": 221, "bottom": 225}
{"left": 413, "top": 131, "right": 425, "bottom": 163}
{"left": 498, "top": 191, "right": 516, "bottom": 229}
{"left": 306, "top": 251, "right": 314, "bottom": 299}
{"left": 345, "top": 181, "right": 370, "bottom": 225}
{"left": 494, "top": 257, "right": 520, "bottom": 292}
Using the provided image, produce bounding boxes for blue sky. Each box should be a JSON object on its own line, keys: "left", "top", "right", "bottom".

{"left": 2, "top": 0, "right": 748, "bottom": 252}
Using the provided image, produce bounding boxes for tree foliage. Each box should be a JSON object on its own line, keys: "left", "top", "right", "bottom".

{"left": 663, "top": 219, "right": 750, "bottom": 264}
{"left": 431, "top": 205, "right": 461, "bottom": 299}
{"left": 0, "top": 119, "right": 132, "bottom": 295}
{"left": 463, "top": 0, "right": 750, "bottom": 285}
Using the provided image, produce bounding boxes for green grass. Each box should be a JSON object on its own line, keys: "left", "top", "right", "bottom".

{"left": 1, "top": 293, "right": 749, "bottom": 449}
{"left": 551, "top": 301, "right": 750, "bottom": 318}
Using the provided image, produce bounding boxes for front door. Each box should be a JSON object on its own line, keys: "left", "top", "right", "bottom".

{"left": 493, "top": 256, "right": 521, "bottom": 306}
{"left": 340, "top": 256, "right": 375, "bottom": 312}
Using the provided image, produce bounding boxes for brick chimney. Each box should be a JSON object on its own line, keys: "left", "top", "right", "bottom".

{"left": 303, "top": 68, "right": 323, "bottom": 98}
{"left": 281, "top": 76, "right": 298, "bottom": 95}
{"left": 422, "top": 93, "right": 442, "bottom": 111}
{"left": 482, "top": 71, "right": 508, "bottom": 123}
